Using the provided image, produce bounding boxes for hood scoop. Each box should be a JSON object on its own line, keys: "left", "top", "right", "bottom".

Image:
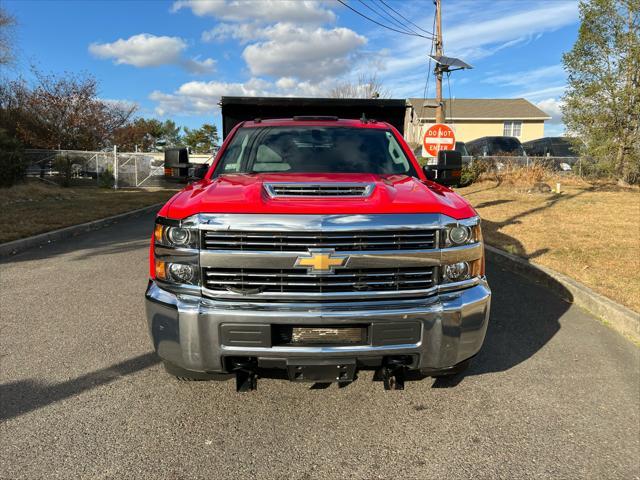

{"left": 264, "top": 182, "right": 375, "bottom": 198}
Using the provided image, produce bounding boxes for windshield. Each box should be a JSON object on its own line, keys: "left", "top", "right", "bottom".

{"left": 550, "top": 139, "right": 578, "bottom": 156}
{"left": 455, "top": 142, "right": 469, "bottom": 156}
{"left": 488, "top": 137, "right": 525, "bottom": 156}
{"left": 213, "top": 126, "right": 417, "bottom": 176}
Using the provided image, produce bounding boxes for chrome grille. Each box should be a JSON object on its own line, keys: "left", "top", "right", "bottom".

{"left": 202, "top": 230, "right": 437, "bottom": 251}
{"left": 203, "top": 267, "right": 436, "bottom": 294}
{"left": 264, "top": 182, "right": 373, "bottom": 197}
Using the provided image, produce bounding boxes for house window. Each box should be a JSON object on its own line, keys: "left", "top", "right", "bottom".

{"left": 503, "top": 121, "right": 522, "bottom": 137}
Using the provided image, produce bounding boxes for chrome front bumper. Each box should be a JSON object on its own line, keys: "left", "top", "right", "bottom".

{"left": 145, "top": 279, "right": 491, "bottom": 374}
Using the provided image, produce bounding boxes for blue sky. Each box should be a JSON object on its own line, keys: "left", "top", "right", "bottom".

{"left": 4, "top": 0, "right": 579, "bottom": 135}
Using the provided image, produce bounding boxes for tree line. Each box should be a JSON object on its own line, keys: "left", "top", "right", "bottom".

{"left": 0, "top": 71, "right": 219, "bottom": 154}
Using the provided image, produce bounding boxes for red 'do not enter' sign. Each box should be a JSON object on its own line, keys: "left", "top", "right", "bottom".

{"left": 422, "top": 123, "right": 456, "bottom": 157}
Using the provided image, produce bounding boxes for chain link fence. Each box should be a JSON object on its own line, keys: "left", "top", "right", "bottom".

{"left": 24, "top": 149, "right": 168, "bottom": 188}
{"left": 469, "top": 155, "right": 601, "bottom": 178}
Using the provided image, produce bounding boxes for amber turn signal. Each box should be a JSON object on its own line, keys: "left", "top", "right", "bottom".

{"left": 155, "top": 260, "right": 167, "bottom": 280}
{"left": 154, "top": 224, "right": 165, "bottom": 244}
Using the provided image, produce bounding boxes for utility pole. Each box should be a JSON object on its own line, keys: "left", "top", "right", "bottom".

{"left": 434, "top": 0, "right": 444, "bottom": 124}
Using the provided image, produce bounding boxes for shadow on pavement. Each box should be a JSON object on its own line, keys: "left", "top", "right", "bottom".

{"left": 0, "top": 201, "right": 575, "bottom": 401}
{"left": 0, "top": 352, "right": 160, "bottom": 422}
{"left": 466, "top": 260, "right": 572, "bottom": 376}
{"left": 0, "top": 210, "right": 158, "bottom": 265}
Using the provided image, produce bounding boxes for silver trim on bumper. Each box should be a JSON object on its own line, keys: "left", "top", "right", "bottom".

{"left": 199, "top": 243, "right": 482, "bottom": 269}
{"left": 145, "top": 279, "right": 491, "bottom": 374}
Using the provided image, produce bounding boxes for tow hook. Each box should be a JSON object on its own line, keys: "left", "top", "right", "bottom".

{"left": 378, "top": 359, "right": 407, "bottom": 390}
{"left": 232, "top": 360, "right": 258, "bottom": 392}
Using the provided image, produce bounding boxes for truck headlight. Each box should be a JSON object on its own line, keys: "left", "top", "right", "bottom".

{"left": 444, "top": 221, "right": 481, "bottom": 247}
{"left": 155, "top": 261, "right": 197, "bottom": 284}
{"left": 169, "top": 263, "right": 195, "bottom": 283}
{"left": 443, "top": 262, "right": 470, "bottom": 282}
{"left": 167, "top": 227, "right": 191, "bottom": 246}
{"left": 442, "top": 259, "right": 483, "bottom": 283}
{"left": 154, "top": 223, "right": 198, "bottom": 248}
{"left": 449, "top": 226, "right": 470, "bottom": 245}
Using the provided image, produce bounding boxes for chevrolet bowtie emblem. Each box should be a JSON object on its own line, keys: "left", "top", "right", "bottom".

{"left": 295, "top": 250, "right": 348, "bottom": 274}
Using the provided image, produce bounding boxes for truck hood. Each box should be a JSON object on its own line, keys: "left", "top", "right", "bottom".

{"left": 163, "top": 173, "right": 476, "bottom": 219}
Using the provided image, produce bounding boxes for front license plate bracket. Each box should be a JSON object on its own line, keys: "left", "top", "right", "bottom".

{"left": 286, "top": 358, "right": 356, "bottom": 383}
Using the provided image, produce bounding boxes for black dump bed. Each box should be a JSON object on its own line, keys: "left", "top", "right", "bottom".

{"left": 220, "top": 96, "right": 408, "bottom": 139}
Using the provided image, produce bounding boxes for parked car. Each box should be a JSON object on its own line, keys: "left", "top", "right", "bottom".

{"left": 145, "top": 99, "right": 490, "bottom": 392}
{"left": 522, "top": 137, "right": 579, "bottom": 157}
{"left": 413, "top": 141, "right": 472, "bottom": 165}
{"left": 465, "top": 136, "right": 527, "bottom": 158}
{"left": 454, "top": 141, "right": 473, "bottom": 164}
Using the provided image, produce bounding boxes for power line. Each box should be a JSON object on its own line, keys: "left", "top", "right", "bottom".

{"left": 336, "top": 0, "right": 433, "bottom": 40}
{"left": 446, "top": 71, "right": 455, "bottom": 130}
{"left": 376, "top": 0, "right": 435, "bottom": 36}
{"left": 355, "top": 0, "right": 423, "bottom": 37}
{"left": 419, "top": 9, "right": 438, "bottom": 121}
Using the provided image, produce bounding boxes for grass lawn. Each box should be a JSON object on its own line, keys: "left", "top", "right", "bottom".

{"left": 458, "top": 179, "right": 640, "bottom": 313}
{"left": 0, "top": 182, "right": 178, "bottom": 244}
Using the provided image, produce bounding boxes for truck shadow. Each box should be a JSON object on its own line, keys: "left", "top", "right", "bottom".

{"left": 1, "top": 209, "right": 574, "bottom": 402}
{"left": 435, "top": 258, "right": 571, "bottom": 387}
{"left": 0, "top": 352, "right": 160, "bottom": 422}
{"left": 0, "top": 211, "right": 158, "bottom": 265}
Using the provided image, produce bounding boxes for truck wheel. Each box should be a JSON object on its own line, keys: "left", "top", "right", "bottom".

{"left": 163, "top": 361, "right": 231, "bottom": 381}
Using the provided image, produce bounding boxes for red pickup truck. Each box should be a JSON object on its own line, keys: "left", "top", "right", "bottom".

{"left": 146, "top": 114, "right": 490, "bottom": 391}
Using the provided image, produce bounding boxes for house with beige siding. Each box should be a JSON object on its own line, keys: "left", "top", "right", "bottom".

{"left": 404, "top": 98, "right": 551, "bottom": 147}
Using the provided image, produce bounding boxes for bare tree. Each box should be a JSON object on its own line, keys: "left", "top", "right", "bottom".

{"left": 0, "top": 71, "right": 136, "bottom": 150}
{"left": 329, "top": 73, "right": 392, "bottom": 99}
{"left": 0, "top": 6, "right": 16, "bottom": 65}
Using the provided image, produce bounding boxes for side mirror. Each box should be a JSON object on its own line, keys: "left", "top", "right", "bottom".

{"left": 188, "top": 164, "right": 209, "bottom": 181}
{"left": 164, "top": 148, "right": 190, "bottom": 182}
{"left": 423, "top": 150, "right": 462, "bottom": 187}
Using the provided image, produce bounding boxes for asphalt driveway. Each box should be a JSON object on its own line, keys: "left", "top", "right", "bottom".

{"left": 1, "top": 211, "right": 638, "bottom": 479}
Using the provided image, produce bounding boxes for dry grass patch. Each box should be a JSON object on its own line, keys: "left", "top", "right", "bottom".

{"left": 458, "top": 178, "right": 640, "bottom": 312}
{"left": 0, "top": 181, "right": 177, "bottom": 243}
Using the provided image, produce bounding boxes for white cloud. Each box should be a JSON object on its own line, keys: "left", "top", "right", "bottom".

{"left": 515, "top": 85, "right": 566, "bottom": 101}
{"left": 150, "top": 79, "right": 272, "bottom": 115}
{"left": 90, "top": 34, "right": 186, "bottom": 67}
{"left": 485, "top": 64, "right": 565, "bottom": 88}
{"left": 536, "top": 97, "right": 564, "bottom": 124}
{"left": 380, "top": 1, "right": 578, "bottom": 93}
{"left": 242, "top": 24, "right": 366, "bottom": 79}
{"left": 90, "top": 33, "right": 215, "bottom": 74}
{"left": 444, "top": 2, "right": 578, "bottom": 60}
{"left": 150, "top": 76, "right": 338, "bottom": 116}
{"left": 202, "top": 23, "right": 262, "bottom": 43}
{"left": 181, "top": 57, "right": 217, "bottom": 74}
{"left": 100, "top": 98, "right": 139, "bottom": 113}
{"left": 172, "top": 0, "right": 335, "bottom": 24}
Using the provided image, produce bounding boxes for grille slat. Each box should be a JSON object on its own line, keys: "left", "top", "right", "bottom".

{"left": 265, "top": 183, "right": 373, "bottom": 197}
{"left": 203, "top": 267, "right": 436, "bottom": 294}
{"left": 202, "top": 230, "right": 437, "bottom": 251}
{"left": 204, "top": 270, "right": 433, "bottom": 278}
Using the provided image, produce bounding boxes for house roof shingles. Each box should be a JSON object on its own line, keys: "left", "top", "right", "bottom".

{"left": 407, "top": 98, "right": 551, "bottom": 120}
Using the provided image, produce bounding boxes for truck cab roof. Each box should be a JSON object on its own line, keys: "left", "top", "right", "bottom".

{"left": 240, "top": 118, "right": 394, "bottom": 130}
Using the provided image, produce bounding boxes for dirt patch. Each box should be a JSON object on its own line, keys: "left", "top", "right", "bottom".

{"left": 458, "top": 179, "right": 640, "bottom": 312}
{"left": 0, "top": 181, "right": 177, "bottom": 243}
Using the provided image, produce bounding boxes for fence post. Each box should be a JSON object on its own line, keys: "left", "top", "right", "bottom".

{"left": 579, "top": 157, "right": 583, "bottom": 178}
{"left": 113, "top": 145, "right": 118, "bottom": 189}
{"left": 134, "top": 156, "right": 138, "bottom": 187}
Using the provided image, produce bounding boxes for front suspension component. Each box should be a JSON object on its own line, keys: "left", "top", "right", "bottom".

{"left": 378, "top": 359, "right": 407, "bottom": 390}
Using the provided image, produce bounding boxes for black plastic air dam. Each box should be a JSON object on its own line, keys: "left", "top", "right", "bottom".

{"left": 219, "top": 322, "right": 422, "bottom": 348}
